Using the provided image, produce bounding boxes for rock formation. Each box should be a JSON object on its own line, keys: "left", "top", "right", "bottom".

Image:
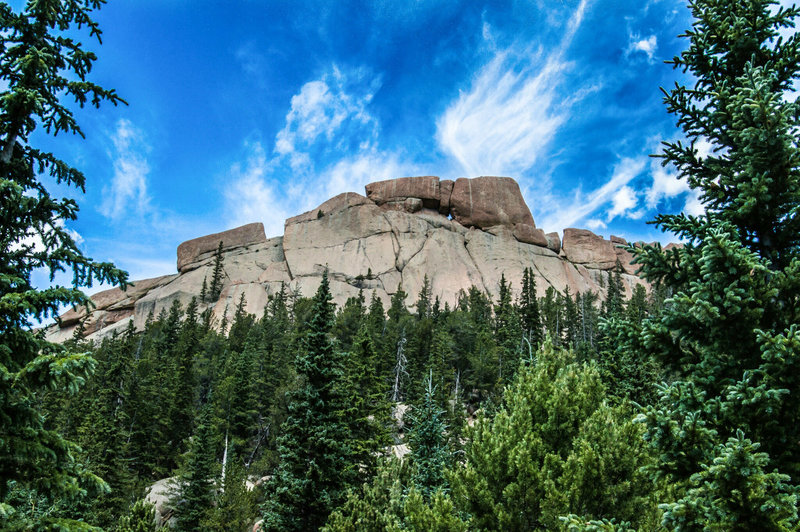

{"left": 46, "top": 176, "right": 649, "bottom": 343}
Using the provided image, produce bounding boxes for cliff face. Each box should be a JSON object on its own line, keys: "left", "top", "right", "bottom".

{"left": 46, "top": 176, "right": 647, "bottom": 343}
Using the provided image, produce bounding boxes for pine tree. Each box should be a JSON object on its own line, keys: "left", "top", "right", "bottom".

{"left": 176, "top": 403, "right": 217, "bottom": 532}
{"left": 426, "top": 326, "right": 453, "bottom": 408}
{"left": 493, "top": 273, "right": 522, "bottom": 383}
{"left": 518, "top": 267, "right": 542, "bottom": 348}
{"left": 0, "top": 1, "right": 128, "bottom": 528}
{"left": 208, "top": 241, "right": 225, "bottom": 301}
{"left": 408, "top": 372, "right": 450, "bottom": 500}
{"left": 169, "top": 298, "right": 198, "bottom": 453}
{"left": 75, "top": 326, "right": 138, "bottom": 526}
{"left": 261, "top": 271, "right": 355, "bottom": 531}
{"left": 540, "top": 286, "right": 563, "bottom": 344}
{"left": 199, "top": 276, "right": 208, "bottom": 304}
{"left": 562, "top": 287, "right": 581, "bottom": 349}
{"left": 341, "top": 324, "right": 392, "bottom": 483}
{"left": 116, "top": 499, "right": 156, "bottom": 532}
{"left": 202, "top": 460, "right": 256, "bottom": 532}
{"left": 631, "top": 0, "right": 800, "bottom": 524}
{"left": 602, "top": 261, "right": 624, "bottom": 317}
{"left": 576, "top": 290, "right": 600, "bottom": 352}
{"left": 415, "top": 275, "right": 432, "bottom": 320}
{"left": 333, "top": 291, "right": 366, "bottom": 354}
{"left": 227, "top": 293, "right": 254, "bottom": 354}
{"left": 452, "top": 342, "right": 658, "bottom": 530}
{"left": 322, "top": 458, "right": 410, "bottom": 531}
{"left": 227, "top": 343, "right": 258, "bottom": 460}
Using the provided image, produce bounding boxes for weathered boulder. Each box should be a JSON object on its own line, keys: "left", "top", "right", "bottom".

{"left": 134, "top": 238, "right": 284, "bottom": 332}
{"left": 512, "top": 223, "right": 548, "bottom": 247}
{"left": 145, "top": 477, "right": 179, "bottom": 528}
{"left": 449, "top": 176, "right": 535, "bottom": 229}
{"left": 404, "top": 197, "right": 423, "bottom": 213}
{"left": 545, "top": 231, "right": 561, "bottom": 254}
{"left": 177, "top": 222, "right": 267, "bottom": 273}
{"left": 58, "top": 274, "right": 176, "bottom": 328}
{"left": 561, "top": 228, "right": 618, "bottom": 270}
{"left": 365, "top": 176, "right": 440, "bottom": 209}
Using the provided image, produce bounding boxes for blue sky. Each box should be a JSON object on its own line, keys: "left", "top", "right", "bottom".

{"left": 23, "top": 0, "right": 743, "bottom": 282}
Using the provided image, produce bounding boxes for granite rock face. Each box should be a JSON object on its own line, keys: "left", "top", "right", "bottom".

{"left": 449, "top": 176, "right": 535, "bottom": 229}
{"left": 177, "top": 222, "right": 267, "bottom": 273}
{"left": 365, "top": 176, "right": 440, "bottom": 209}
{"left": 561, "top": 228, "right": 619, "bottom": 270}
{"left": 512, "top": 223, "right": 548, "bottom": 247}
{"left": 47, "top": 176, "right": 650, "bottom": 343}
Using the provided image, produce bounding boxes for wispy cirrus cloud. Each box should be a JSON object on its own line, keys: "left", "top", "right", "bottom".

{"left": 436, "top": 0, "right": 590, "bottom": 177}
{"left": 539, "top": 156, "right": 647, "bottom": 231}
{"left": 646, "top": 138, "right": 710, "bottom": 217}
{"left": 100, "top": 119, "right": 151, "bottom": 221}
{"left": 224, "top": 65, "right": 419, "bottom": 233}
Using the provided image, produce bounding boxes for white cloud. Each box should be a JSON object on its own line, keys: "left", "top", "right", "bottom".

{"left": 11, "top": 218, "right": 83, "bottom": 255}
{"left": 436, "top": 0, "right": 590, "bottom": 177}
{"left": 645, "top": 157, "right": 704, "bottom": 216}
{"left": 607, "top": 185, "right": 639, "bottom": 220}
{"left": 646, "top": 161, "right": 685, "bottom": 208}
{"left": 224, "top": 142, "right": 289, "bottom": 238}
{"left": 274, "top": 66, "right": 381, "bottom": 173}
{"left": 100, "top": 119, "right": 150, "bottom": 220}
{"left": 539, "top": 156, "right": 647, "bottom": 231}
{"left": 585, "top": 218, "right": 607, "bottom": 231}
{"left": 223, "top": 62, "right": 427, "bottom": 232}
{"left": 683, "top": 189, "right": 704, "bottom": 216}
{"left": 313, "top": 150, "right": 419, "bottom": 211}
{"left": 626, "top": 34, "right": 657, "bottom": 61}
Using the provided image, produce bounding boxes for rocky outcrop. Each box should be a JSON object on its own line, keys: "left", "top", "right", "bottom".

{"left": 46, "top": 176, "right": 651, "bottom": 343}
{"left": 450, "top": 176, "right": 535, "bottom": 229}
{"left": 512, "top": 223, "right": 548, "bottom": 247}
{"left": 145, "top": 477, "right": 178, "bottom": 528}
{"left": 177, "top": 222, "right": 267, "bottom": 273}
{"left": 365, "top": 175, "right": 440, "bottom": 209}
{"left": 439, "top": 179, "right": 454, "bottom": 214}
{"left": 545, "top": 231, "right": 561, "bottom": 254}
{"left": 561, "top": 228, "right": 619, "bottom": 270}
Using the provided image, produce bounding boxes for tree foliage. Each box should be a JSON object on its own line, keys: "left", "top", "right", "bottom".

{"left": 630, "top": 0, "right": 800, "bottom": 525}
{"left": 260, "top": 271, "right": 356, "bottom": 531}
{"left": 452, "top": 342, "right": 658, "bottom": 530}
{"left": 0, "top": 1, "right": 127, "bottom": 529}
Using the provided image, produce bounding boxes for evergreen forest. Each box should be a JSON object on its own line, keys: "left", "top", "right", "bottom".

{"left": 2, "top": 0, "right": 800, "bottom": 530}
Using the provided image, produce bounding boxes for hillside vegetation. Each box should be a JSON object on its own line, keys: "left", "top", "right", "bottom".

{"left": 2, "top": 0, "right": 800, "bottom": 530}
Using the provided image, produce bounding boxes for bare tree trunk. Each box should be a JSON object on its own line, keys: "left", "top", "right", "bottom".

{"left": 245, "top": 421, "right": 270, "bottom": 469}
{"left": 221, "top": 429, "right": 229, "bottom": 490}
{"left": 392, "top": 330, "right": 407, "bottom": 403}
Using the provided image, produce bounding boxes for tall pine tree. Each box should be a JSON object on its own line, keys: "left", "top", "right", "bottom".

{"left": 632, "top": 0, "right": 800, "bottom": 526}
{"left": 0, "top": 1, "right": 128, "bottom": 528}
{"left": 261, "top": 271, "right": 355, "bottom": 531}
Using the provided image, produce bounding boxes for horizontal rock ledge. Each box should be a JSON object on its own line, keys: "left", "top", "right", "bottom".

{"left": 177, "top": 222, "right": 267, "bottom": 273}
